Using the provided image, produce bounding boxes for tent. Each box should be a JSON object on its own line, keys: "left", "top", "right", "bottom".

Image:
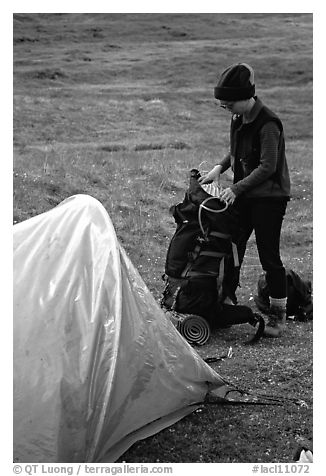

{"left": 13, "top": 194, "right": 228, "bottom": 463}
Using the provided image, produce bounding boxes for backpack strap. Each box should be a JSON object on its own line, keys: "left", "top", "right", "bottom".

{"left": 161, "top": 276, "right": 188, "bottom": 311}
{"left": 181, "top": 244, "right": 202, "bottom": 277}
{"left": 217, "top": 256, "right": 225, "bottom": 300}
{"left": 232, "top": 242, "right": 239, "bottom": 267}
{"left": 199, "top": 251, "right": 226, "bottom": 258}
{"left": 209, "top": 231, "right": 239, "bottom": 268}
{"left": 209, "top": 231, "right": 231, "bottom": 240}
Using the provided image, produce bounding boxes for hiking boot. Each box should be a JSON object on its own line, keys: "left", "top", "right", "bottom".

{"left": 263, "top": 310, "right": 286, "bottom": 338}
{"left": 253, "top": 294, "right": 270, "bottom": 314}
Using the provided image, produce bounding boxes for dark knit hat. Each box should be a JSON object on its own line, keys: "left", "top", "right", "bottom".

{"left": 214, "top": 63, "right": 255, "bottom": 101}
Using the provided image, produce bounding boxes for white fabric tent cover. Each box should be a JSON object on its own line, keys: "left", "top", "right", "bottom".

{"left": 13, "top": 194, "right": 227, "bottom": 463}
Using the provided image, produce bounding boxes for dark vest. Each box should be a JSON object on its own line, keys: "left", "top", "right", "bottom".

{"left": 230, "top": 103, "right": 287, "bottom": 191}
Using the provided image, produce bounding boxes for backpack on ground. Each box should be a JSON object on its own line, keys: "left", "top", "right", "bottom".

{"left": 161, "top": 169, "right": 264, "bottom": 341}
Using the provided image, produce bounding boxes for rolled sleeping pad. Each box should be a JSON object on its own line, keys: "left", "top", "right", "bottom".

{"left": 176, "top": 313, "right": 211, "bottom": 345}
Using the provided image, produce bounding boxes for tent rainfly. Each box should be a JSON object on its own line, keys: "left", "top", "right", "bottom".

{"left": 13, "top": 194, "right": 228, "bottom": 463}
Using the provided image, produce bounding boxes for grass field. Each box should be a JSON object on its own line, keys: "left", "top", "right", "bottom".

{"left": 13, "top": 13, "right": 313, "bottom": 463}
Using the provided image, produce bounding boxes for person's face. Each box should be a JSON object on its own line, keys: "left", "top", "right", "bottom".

{"left": 219, "top": 99, "right": 249, "bottom": 115}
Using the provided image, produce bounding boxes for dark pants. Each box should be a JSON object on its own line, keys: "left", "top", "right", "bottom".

{"left": 225, "top": 197, "right": 288, "bottom": 301}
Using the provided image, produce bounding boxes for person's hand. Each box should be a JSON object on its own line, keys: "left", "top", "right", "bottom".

{"left": 198, "top": 165, "right": 222, "bottom": 185}
{"left": 220, "top": 187, "right": 236, "bottom": 205}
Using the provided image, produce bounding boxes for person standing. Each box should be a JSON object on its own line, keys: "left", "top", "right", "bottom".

{"left": 199, "top": 63, "right": 291, "bottom": 337}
